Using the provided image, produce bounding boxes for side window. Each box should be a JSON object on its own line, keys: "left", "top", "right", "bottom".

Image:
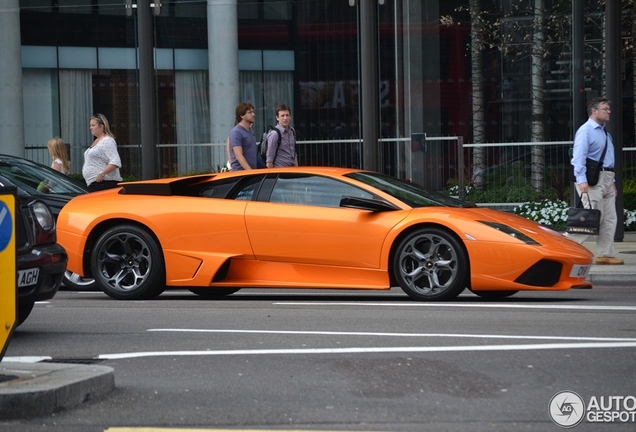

{"left": 197, "top": 175, "right": 265, "bottom": 200}
{"left": 232, "top": 175, "right": 265, "bottom": 201}
{"left": 270, "top": 175, "right": 373, "bottom": 208}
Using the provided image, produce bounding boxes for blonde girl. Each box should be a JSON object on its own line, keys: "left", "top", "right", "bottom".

{"left": 47, "top": 137, "right": 70, "bottom": 174}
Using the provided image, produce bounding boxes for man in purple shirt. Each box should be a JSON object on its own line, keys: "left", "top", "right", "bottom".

{"left": 265, "top": 104, "right": 298, "bottom": 168}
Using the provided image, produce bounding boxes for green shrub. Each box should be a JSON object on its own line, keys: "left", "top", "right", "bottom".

{"left": 445, "top": 183, "right": 636, "bottom": 231}
{"left": 464, "top": 184, "right": 559, "bottom": 204}
{"left": 624, "top": 177, "right": 636, "bottom": 211}
{"left": 514, "top": 199, "right": 636, "bottom": 231}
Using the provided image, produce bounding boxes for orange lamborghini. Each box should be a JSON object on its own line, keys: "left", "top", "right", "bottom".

{"left": 56, "top": 167, "right": 594, "bottom": 301}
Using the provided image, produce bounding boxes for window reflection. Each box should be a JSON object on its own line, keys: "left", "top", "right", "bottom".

{"left": 270, "top": 175, "right": 372, "bottom": 208}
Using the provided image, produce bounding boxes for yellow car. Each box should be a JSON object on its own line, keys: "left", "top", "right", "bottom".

{"left": 56, "top": 167, "right": 593, "bottom": 300}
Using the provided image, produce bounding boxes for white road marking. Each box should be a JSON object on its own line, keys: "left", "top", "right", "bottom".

{"left": 273, "top": 302, "right": 636, "bottom": 311}
{"left": 98, "top": 342, "right": 636, "bottom": 360}
{"left": 16, "top": 302, "right": 636, "bottom": 363}
{"left": 2, "top": 356, "right": 52, "bottom": 363}
{"left": 97, "top": 328, "right": 636, "bottom": 360}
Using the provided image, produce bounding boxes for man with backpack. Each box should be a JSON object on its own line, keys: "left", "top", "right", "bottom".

{"left": 264, "top": 104, "right": 298, "bottom": 168}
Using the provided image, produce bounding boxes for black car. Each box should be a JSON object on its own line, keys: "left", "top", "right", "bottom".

{"left": 0, "top": 154, "right": 95, "bottom": 291}
{"left": 0, "top": 176, "right": 67, "bottom": 325}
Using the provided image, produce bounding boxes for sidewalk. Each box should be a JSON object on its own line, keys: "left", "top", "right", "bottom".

{"left": 1, "top": 233, "right": 633, "bottom": 420}
{"left": 585, "top": 231, "right": 636, "bottom": 286}
{"left": 0, "top": 360, "right": 114, "bottom": 419}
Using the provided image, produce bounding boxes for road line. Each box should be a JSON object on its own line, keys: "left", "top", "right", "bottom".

{"left": 147, "top": 328, "right": 636, "bottom": 342}
{"left": 98, "top": 341, "right": 636, "bottom": 360}
{"left": 273, "top": 302, "right": 636, "bottom": 311}
{"left": 106, "top": 429, "right": 364, "bottom": 432}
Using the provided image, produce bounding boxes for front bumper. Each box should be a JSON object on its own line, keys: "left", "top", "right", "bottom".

{"left": 17, "top": 243, "right": 67, "bottom": 303}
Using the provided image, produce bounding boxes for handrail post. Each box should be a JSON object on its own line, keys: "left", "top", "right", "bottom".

{"left": 457, "top": 136, "right": 465, "bottom": 200}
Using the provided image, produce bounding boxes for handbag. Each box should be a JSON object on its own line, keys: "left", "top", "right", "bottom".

{"left": 566, "top": 193, "right": 600, "bottom": 235}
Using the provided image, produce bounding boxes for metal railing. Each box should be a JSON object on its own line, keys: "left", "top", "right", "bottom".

{"left": 24, "top": 138, "right": 636, "bottom": 204}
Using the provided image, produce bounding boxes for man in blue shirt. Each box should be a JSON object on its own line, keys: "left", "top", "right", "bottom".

{"left": 230, "top": 102, "right": 258, "bottom": 171}
{"left": 570, "top": 97, "right": 623, "bottom": 265}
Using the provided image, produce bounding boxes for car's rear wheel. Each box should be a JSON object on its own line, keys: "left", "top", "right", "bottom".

{"left": 63, "top": 271, "right": 98, "bottom": 291}
{"left": 393, "top": 227, "right": 468, "bottom": 301}
{"left": 91, "top": 224, "right": 165, "bottom": 300}
{"left": 471, "top": 289, "right": 519, "bottom": 299}
{"left": 188, "top": 288, "right": 240, "bottom": 298}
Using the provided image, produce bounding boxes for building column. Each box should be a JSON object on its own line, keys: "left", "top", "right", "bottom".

{"left": 360, "top": 0, "right": 380, "bottom": 172}
{"left": 138, "top": 0, "right": 157, "bottom": 179}
{"left": 605, "top": 0, "right": 623, "bottom": 241}
{"left": 0, "top": 0, "right": 25, "bottom": 157}
{"left": 207, "top": 0, "right": 239, "bottom": 152}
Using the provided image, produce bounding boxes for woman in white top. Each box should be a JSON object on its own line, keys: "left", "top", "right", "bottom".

{"left": 82, "top": 113, "right": 123, "bottom": 191}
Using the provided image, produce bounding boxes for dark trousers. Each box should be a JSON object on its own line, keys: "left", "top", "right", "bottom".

{"left": 88, "top": 180, "right": 120, "bottom": 192}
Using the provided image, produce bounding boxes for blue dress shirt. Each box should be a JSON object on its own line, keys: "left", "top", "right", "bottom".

{"left": 572, "top": 118, "right": 615, "bottom": 184}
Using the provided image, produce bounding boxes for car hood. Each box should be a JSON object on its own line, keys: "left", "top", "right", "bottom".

{"left": 457, "top": 207, "right": 591, "bottom": 252}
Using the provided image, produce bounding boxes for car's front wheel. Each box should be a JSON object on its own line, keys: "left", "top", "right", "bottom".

{"left": 91, "top": 224, "right": 165, "bottom": 300}
{"left": 393, "top": 227, "right": 468, "bottom": 301}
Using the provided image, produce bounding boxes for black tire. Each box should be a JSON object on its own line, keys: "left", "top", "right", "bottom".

{"left": 63, "top": 271, "right": 98, "bottom": 291}
{"left": 392, "top": 227, "right": 468, "bottom": 301}
{"left": 91, "top": 224, "right": 165, "bottom": 300}
{"left": 188, "top": 288, "right": 240, "bottom": 299}
{"left": 471, "top": 290, "right": 519, "bottom": 300}
{"left": 17, "top": 301, "right": 35, "bottom": 326}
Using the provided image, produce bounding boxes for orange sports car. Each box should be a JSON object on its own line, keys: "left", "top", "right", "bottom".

{"left": 56, "top": 167, "right": 594, "bottom": 301}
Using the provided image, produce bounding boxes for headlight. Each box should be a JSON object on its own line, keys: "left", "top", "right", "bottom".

{"left": 478, "top": 221, "right": 540, "bottom": 245}
{"left": 32, "top": 201, "right": 55, "bottom": 231}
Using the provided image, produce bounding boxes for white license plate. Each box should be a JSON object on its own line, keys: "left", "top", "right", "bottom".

{"left": 17, "top": 268, "right": 40, "bottom": 287}
{"left": 569, "top": 264, "right": 591, "bottom": 278}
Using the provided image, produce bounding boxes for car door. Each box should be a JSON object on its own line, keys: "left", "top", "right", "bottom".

{"left": 244, "top": 173, "right": 408, "bottom": 269}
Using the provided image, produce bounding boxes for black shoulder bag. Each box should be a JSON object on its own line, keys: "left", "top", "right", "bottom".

{"left": 584, "top": 129, "right": 608, "bottom": 187}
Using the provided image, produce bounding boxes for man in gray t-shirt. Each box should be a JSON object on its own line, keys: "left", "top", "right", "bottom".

{"left": 266, "top": 104, "right": 298, "bottom": 168}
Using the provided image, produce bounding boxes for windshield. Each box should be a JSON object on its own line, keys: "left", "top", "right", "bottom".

{"left": 345, "top": 172, "right": 474, "bottom": 208}
{"left": 0, "top": 157, "right": 87, "bottom": 196}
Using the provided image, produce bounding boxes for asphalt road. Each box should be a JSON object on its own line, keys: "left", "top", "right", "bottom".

{"left": 2, "top": 286, "right": 636, "bottom": 432}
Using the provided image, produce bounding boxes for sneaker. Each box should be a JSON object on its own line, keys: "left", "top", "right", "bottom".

{"left": 595, "top": 257, "right": 624, "bottom": 265}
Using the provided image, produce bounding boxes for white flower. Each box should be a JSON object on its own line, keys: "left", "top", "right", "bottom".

{"left": 514, "top": 199, "right": 633, "bottom": 231}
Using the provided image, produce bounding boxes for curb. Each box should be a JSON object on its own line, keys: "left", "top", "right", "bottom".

{"left": 0, "top": 361, "right": 115, "bottom": 419}
{"left": 588, "top": 264, "right": 636, "bottom": 287}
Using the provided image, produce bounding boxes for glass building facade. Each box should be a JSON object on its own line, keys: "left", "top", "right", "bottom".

{"left": 4, "top": 1, "right": 626, "bottom": 189}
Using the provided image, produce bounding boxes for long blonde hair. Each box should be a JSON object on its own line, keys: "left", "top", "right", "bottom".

{"left": 47, "top": 137, "right": 70, "bottom": 173}
{"left": 91, "top": 113, "right": 115, "bottom": 138}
